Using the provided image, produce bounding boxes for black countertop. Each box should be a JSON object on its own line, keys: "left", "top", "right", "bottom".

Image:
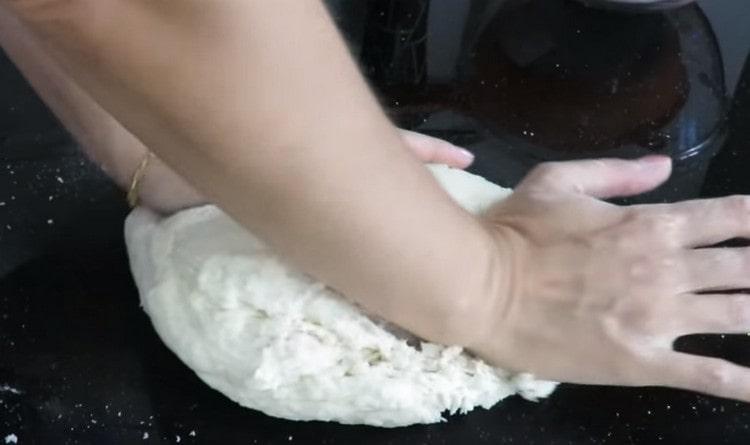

{"left": 3, "top": 1, "right": 750, "bottom": 443}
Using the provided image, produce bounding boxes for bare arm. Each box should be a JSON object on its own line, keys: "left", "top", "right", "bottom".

{"left": 4, "top": 0, "right": 494, "bottom": 345}
{"left": 0, "top": 8, "right": 473, "bottom": 214}
{"left": 0, "top": 8, "right": 202, "bottom": 213}
{"left": 7, "top": 0, "right": 750, "bottom": 403}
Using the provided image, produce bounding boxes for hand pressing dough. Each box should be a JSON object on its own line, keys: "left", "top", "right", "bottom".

{"left": 125, "top": 165, "right": 556, "bottom": 427}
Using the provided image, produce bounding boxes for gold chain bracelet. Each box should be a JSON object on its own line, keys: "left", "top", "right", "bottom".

{"left": 126, "top": 151, "right": 154, "bottom": 208}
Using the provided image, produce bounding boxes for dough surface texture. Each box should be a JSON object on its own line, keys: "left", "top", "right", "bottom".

{"left": 125, "top": 165, "right": 557, "bottom": 427}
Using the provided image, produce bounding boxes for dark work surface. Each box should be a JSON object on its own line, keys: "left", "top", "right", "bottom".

{"left": 3, "top": 1, "right": 750, "bottom": 444}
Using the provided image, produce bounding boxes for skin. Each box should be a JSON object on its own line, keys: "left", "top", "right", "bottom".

{"left": 3, "top": 0, "right": 750, "bottom": 403}
{"left": 0, "top": 9, "right": 474, "bottom": 213}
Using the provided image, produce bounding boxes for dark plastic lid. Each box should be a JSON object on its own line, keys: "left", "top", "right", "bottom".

{"left": 575, "top": 0, "right": 695, "bottom": 12}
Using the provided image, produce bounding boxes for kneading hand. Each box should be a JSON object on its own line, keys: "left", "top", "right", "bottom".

{"left": 6, "top": 0, "right": 747, "bottom": 405}
{"left": 470, "top": 155, "right": 750, "bottom": 401}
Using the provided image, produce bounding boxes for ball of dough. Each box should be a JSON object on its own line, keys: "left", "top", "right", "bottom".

{"left": 125, "top": 165, "right": 556, "bottom": 427}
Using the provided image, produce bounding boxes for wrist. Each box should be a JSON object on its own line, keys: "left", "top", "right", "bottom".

{"left": 462, "top": 222, "right": 525, "bottom": 368}
{"left": 382, "top": 216, "right": 506, "bottom": 352}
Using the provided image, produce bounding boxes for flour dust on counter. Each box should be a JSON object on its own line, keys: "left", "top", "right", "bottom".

{"left": 124, "top": 165, "right": 557, "bottom": 427}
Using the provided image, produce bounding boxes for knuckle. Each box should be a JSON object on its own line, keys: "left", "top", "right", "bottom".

{"left": 626, "top": 211, "right": 686, "bottom": 247}
{"left": 646, "top": 213, "right": 685, "bottom": 233}
{"left": 625, "top": 254, "right": 680, "bottom": 288}
{"left": 696, "top": 362, "right": 733, "bottom": 390}
{"left": 726, "top": 297, "right": 750, "bottom": 327}
{"left": 724, "top": 195, "right": 750, "bottom": 217}
{"left": 526, "top": 162, "right": 565, "bottom": 186}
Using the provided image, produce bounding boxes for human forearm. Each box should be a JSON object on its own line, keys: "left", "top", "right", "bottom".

{"left": 0, "top": 11, "right": 474, "bottom": 213}
{"left": 5, "top": 0, "right": 496, "bottom": 344}
{"left": 0, "top": 9, "right": 204, "bottom": 212}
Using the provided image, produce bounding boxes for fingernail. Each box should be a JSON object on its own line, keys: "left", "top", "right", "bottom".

{"left": 457, "top": 148, "right": 475, "bottom": 162}
{"left": 639, "top": 155, "right": 671, "bottom": 168}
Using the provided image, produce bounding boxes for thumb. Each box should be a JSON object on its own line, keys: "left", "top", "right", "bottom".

{"left": 519, "top": 156, "right": 672, "bottom": 199}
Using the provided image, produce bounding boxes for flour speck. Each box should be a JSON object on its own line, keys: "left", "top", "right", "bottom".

{"left": 0, "top": 385, "right": 21, "bottom": 395}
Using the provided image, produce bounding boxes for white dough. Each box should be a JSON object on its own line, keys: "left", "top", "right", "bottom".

{"left": 125, "top": 165, "right": 556, "bottom": 427}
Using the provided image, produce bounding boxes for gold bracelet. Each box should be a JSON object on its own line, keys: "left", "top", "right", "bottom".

{"left": 126, "top": 151, "right": 155, "bottom": 208}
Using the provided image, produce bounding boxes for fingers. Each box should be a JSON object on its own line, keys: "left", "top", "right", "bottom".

{"left": 519, "top": 156, "right": 672, "bottom": 199}
{"left": 399, "top": 129, "right": 474, "bottom": 169}
{"left": 675, "top": 293, "right": 750, "bottom": 335}
{"left": 659, "top": 352, "right": 750, "bottom": 402}
{"left": 646, "top": 196, "right": 750, "bottom": 248}
{"left": 657, "top": 249, "right": 750, "bottom": 335}
{"left": 678, "top": 248, "right": 750, "bottom": 293}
